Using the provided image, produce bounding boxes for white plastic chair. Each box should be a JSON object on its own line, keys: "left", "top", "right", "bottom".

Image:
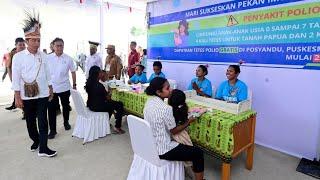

{"left": 126, "top": 115, "right": 185, "bottom": 180}
{"left": 70, "top": 89, "right": 111, "bottom": 144}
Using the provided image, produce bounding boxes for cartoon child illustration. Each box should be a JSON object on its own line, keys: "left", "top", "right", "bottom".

{"left": 174, "top": 19, "right": 189, "bottom": 47}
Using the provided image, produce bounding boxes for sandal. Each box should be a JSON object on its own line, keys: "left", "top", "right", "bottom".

{"left": 113, "top": 127, "right": 125, "bottom": 134}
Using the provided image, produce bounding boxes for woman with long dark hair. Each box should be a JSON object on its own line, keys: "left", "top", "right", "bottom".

{"left": 85, "top": 66, "right": 125, "bottom": 134}
{"left": 144, "top": 77, "right": 205, "bottom": 180}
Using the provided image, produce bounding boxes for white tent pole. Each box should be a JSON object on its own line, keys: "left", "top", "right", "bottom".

{"left": 99, "top": 0, "right": 105, "bottom": 68}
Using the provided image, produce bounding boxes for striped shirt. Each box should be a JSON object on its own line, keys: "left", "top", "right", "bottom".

{"left": 144, "top": 96, "right": 179, "bottom": 155}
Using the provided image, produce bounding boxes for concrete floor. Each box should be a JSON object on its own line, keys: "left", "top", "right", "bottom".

{"left": 0, "top": 104, "right": 315, "bottom": 180}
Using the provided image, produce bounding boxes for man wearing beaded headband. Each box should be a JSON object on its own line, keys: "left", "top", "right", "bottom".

{"left": 11, "top": 11, "right": 57, "bottom": 157}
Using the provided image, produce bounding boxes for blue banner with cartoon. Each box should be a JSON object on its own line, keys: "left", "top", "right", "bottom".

{"left": 147, "top": 0, "right": 320, "bottom": 69}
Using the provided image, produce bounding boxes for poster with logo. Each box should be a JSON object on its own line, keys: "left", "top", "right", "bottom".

{"left": 147, "top": 0, "right": 320, "bottom": 69}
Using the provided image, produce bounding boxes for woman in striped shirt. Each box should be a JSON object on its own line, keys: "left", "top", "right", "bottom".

{"left": 144, "top": 77, "right": 205, "bottom": 180}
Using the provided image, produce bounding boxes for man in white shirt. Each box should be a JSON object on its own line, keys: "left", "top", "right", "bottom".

{"left": 47, "top": 38, "right": 76, "bottom": 139}
{"left": 85, "top": 41, "right": 102, "bottom": 78}
{"left": 12, "top": 12, "right": 57, "bottom": 157}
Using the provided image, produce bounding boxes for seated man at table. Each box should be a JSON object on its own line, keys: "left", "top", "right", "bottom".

{"left": 85, "top": 66, "right": 125, "bottom": 134}
{"left": 128, "top": 64, "right": 147, "bottom": 84}
{"left": 188, "top": 65, "right": 212, "bottom": 97}
{"left": 215, "top": 65, "right": 247, "bottom": 103}
{"left": 147, "top": 61, "right": 166, "bottom": 83}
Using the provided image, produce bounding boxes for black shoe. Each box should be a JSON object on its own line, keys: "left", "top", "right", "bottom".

{"left": 68, "top": 105, "right": 72, "bottom": 111}
{"left": 48, "top": 131, "right": 57, "bottom": 139}
{"left": 5, "top": 105, "right": 16, "bottom": 110}
{"left": 64, "top": 123, "right": 71, "bottom": 130}
{"left": 38, "top": 148, "right": 57, "bottom": 157}
{"left": 30, "top": 142, "right": 39, "bottom": 152}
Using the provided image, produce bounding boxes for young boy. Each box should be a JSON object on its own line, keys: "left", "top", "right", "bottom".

{"left": 99, "top": 70, "right": 110, "bottom": 91}
{"left": 148, "top": 61, "right": 166, "bottom": 83}
{"left": 128, "top": 65, "right": 147, "bottom": 84}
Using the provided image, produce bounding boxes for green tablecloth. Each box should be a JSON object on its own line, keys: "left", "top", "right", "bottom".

{"left": 112, "top": 89, "right": 256, "bottom": 160}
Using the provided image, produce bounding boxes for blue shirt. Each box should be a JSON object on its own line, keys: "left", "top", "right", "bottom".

{"left": 180, "top": 35, "right": 188, "bottom": 47}
{"left": 216, "top": 80, "right": 248, "bottom": 103}
{"left": 188, "top": 78, "right": 212, "bottom": 97}
{"left": 130, "top": 73, "right": 147, "bottom": 84}
{"left": 148, "top": 72, "right": 166, "bottom": 83}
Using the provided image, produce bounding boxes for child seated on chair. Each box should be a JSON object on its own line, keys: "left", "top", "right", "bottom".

{"left": 99, "top": 70, "right": 112, "bottom": 100}
{"left": 148, "top": 61, "right": 166, "bottom": 83}
{"left": 168, "top": 89, "right": 207, "bottom": 174}
{"left": 168, "top": 89, "right": 194, "bottom": 147}
{"left": 128, "top": 65, "right": 147, "bottom": 84}
{"left": 168, "top": 89, "right": 207, "bottom": 145}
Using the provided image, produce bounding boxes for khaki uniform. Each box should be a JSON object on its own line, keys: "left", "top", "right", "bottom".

{"left": 105, "top": 54, "right": 122, "bottom": 80}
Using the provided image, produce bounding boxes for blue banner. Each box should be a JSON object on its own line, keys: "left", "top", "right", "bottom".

{"left": 148, "top": 43, "right": 320, "bottom": 66}
{"left": 147, "top": 0, "right": 320, "bottom": 69}
{"left": 150, "top": 0, "right": 304, "bottom": 25}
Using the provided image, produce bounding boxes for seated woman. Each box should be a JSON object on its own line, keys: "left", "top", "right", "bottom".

{"left": 85, "top": 66, "right": 125, "bottom": 134}
{"left": 188, "top": 65, "right": 212, "bottom": 97}
{"left": 215, "top": 65, "right": 248, "bottom": 103}
{"left": 128, "top": 65, "right": 147, "bottom": 84}
{"left": 144, "top": 77, "right": 205, "bottom": 180}
{"left": 147, "top": 61, "right": 166, "bottom": 83}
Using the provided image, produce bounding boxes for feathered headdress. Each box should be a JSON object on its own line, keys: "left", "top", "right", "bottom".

{"left": 22, "top": 10, "right": 41, "bottom": 39}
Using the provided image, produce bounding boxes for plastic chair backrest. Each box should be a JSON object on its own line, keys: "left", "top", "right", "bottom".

{"left": 70, "top": 89, "right": 87, "bottom": 117}
{"left": 127, "top": 115, "right": 161, "bottom": 166}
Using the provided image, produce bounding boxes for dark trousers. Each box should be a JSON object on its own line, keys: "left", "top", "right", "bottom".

{"left": 159, "top": 144, "right": 204, "bottom": 173}
{"left": 90, "top": 100, "right": 124, "bottom": 128}
{"left": 48, "top": 90, "right": 70, "bottom": 133}
{"left": 11, "top": 96, "right": 15, "bottom": 107}
{"left": 23, "top": 97, "right": 49, "bottom": 151}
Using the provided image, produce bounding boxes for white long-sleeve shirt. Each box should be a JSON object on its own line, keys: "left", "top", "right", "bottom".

{"left": 143, "top": 96, "right": 179, "bottom": 155}
{"left": 47, "top": 53, "right": 76, "bottom": 93}
{"left": 85, "top": 53, "right": 102, "bottom": 78}
{"left": 12, "top": 49, "right": 52, "bottom": 100}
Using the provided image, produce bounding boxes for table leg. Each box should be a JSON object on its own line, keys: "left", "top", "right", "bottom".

{"left": 246, "top": 116, "right": 256, "bottom": 170}
{"left": 221, "top": 162, "right": 230, "bottom": 180}
{"left": 246, "top": 144, "right": 254, "bottom": 170}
